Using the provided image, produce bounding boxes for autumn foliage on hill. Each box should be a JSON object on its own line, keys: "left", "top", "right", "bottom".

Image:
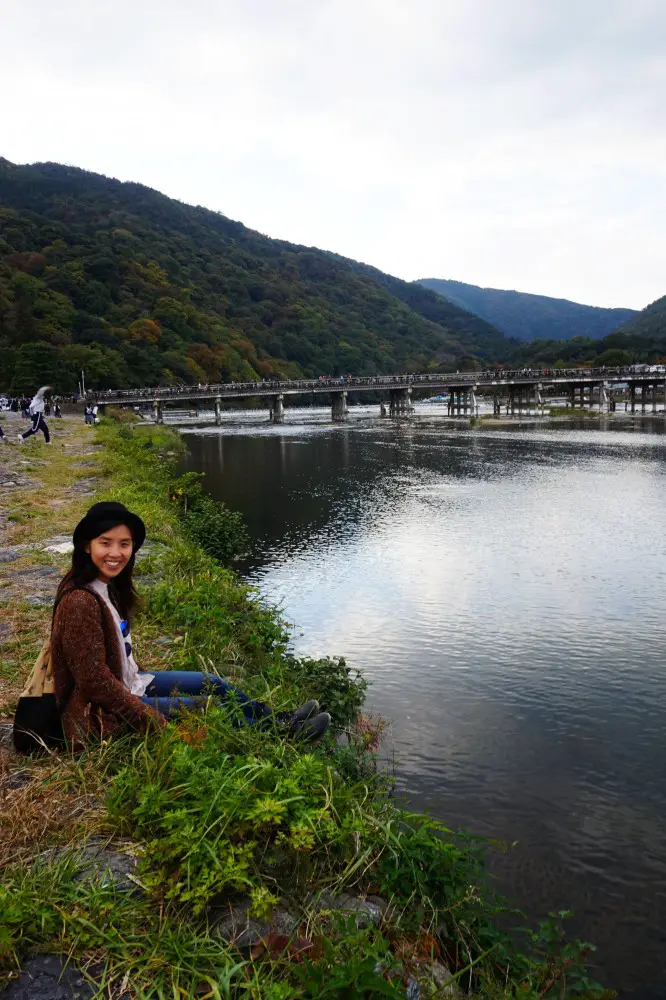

{"left": 0, "top": 159, "right": 510, "bottom": 394}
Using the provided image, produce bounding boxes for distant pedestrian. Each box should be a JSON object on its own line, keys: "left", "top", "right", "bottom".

{"left": 54, "top": 403, "right": 62, "bottom": 418}
{"left": 18, "top": 386, "right": 52, "bottom": 445}
{"left": 84, "top": 406, "right": 93, "bottom": 426}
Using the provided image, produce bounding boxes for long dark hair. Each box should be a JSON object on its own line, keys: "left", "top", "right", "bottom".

{"left": 56, "top": 530, "right": 139, "bottom": 622}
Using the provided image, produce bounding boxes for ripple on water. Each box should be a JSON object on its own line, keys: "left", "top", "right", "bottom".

{"left": 182, "top": 418, "right": 666, "bottom": 996}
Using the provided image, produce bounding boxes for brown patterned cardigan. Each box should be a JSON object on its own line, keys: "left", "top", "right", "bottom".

{"left": 51, "top": 584, "right": 165, "bottom": 742}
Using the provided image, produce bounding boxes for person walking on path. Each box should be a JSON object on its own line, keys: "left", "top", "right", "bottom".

{"left": 18, "top": 385, "right": 52, "bottom": 444}
{"left": 27, "top": 501, "right": 331, "bottom": 747}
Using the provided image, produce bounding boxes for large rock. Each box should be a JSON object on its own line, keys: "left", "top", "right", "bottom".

{"left": 406, "top": 962, "right": 462, "bottom": 999}
{"left": 43, "top": 837, "right": 139, "bottom": 891}
{"left": 0, "top": 955, "right": 97, "bottom": 1000}
{"left": 43, "top": 542, "right": 73, "bottom": 555}
{"left": 0, "top": 768, "right": 33, "bottom": 792}
{"left": 0, "top": 722, "right": 14, "bottom": 752}
{"left": 309, "top": 891, "right": 387, "bottom": 927}
{"left": 0, "top": 547, "right": 25, "bottom": 563}
{"left": 211, "top": 897, "right": 298, "bottom": 949}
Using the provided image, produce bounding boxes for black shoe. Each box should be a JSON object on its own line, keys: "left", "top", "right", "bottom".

{"left": 292, "top": 711, "right": 331, "bottom": 743}
{"left": 292, "top": 699, "right": 319, "bottom": 722}
{"left": 274, "top": 699, "right": 320, "bottom": 733}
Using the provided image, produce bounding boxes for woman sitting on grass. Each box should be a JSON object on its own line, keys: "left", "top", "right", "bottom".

{"left": 50, "top": 501, "right": 330, "bottom": 745}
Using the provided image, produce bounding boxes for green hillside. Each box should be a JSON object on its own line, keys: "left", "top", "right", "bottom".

{"left": 507, "top": 304, "right": 666, "bottom": 369}
{"left": 510, "top": 320, "right": 666, "bottom": 368}
{"left": 609, "top": 294, "right": 666, "bottom": 341}
{"left": 0, "top": 159, "right": 511, "bottom": 394}
{"left": 419, "top": 277, "right": 637, "bottom": 343}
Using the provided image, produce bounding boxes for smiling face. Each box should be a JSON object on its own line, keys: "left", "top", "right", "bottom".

{"left": 85, "top": 524, "right": 134, "bottom": 582}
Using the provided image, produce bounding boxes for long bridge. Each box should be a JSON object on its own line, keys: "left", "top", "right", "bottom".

{"left": 89, "top": 366, "right": 666, "bottom": 424}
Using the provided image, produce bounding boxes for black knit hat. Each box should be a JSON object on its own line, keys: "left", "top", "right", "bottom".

{"left": 73, "top": 501, "right": 146, "bottom": 550}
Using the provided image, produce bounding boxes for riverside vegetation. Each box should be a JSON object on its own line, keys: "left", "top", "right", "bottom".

{"left": 0, "top": 414, "right": 615, "bottom": 999}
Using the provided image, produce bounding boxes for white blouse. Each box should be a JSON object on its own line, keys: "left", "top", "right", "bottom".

{"left": 89, "top": 579, "right": 154, "bottom": 697}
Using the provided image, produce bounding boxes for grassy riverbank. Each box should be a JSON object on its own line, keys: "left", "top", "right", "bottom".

{"left": 0, "top": 415, "right": 613, "bottom": 999}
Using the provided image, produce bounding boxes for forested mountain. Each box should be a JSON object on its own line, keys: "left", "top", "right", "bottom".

{"left": 0, "top": 159, "right": 511, "bottom": 394}
{"left": 507, "top": 314, "right": 666, "bottom": 369}
{"left": 609, "top": 294, "right": 666, "bottom": 341}
{"left": 418, "top": 277, "right": 637, "bottom": 343}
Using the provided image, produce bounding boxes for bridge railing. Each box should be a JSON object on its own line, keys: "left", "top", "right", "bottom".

{"left": 88, "top": 366, "right": 664, "bottom": 403}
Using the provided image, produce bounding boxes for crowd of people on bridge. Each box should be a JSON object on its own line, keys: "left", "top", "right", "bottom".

{"left": 89, "top": 364, "right": 659, "bottom": 405}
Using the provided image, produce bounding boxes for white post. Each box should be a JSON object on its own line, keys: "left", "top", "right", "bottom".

{"left": 600, "top": 383, "right": 609, "bottom": 412}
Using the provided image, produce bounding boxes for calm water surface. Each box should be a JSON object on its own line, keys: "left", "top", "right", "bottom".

{"left": 181, "top": 408, "right": 666, "bottom": 997}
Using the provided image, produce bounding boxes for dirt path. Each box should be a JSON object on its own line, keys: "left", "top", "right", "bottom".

{"left": 0, "top": 411, "right": 104, "bottom": 715}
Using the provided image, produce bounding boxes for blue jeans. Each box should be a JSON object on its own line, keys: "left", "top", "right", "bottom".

{"left": 140, "top": 671, "right": 270, "bottom": 722}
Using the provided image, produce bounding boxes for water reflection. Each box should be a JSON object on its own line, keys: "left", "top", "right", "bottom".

{"left": 182, "top": 414, "right": 666, "bottom": 998}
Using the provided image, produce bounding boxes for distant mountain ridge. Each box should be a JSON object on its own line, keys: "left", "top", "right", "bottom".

{"left": 418, "top": 278, "right": 637, "bottom": 343}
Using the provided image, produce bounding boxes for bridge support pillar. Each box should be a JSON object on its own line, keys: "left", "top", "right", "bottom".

{"left": 332, "top": 391, "right": 348, "bottom": 421}
{"left": 153, "top": 400, "right": 163, "bottom": 424}
{"left": 215, "top": 397, "right": 222, "bottom": 426}
{"left": 270, "top": 393, "right": 285, "bottom": 423}
{"left": 630, "top": 383, "right": 636, "bottom": 413}
{"left": 599, "top": 384, "right": 609, "bottom": 412}
{"left": 470, "top": 386, "right": 478, "bottom": 416}
{"left": 389, "top": 387, "right": 412, "bottom": 417}
{"left": 380, "top": 401, "right": 388, "bottom": 418}
{"left": 653, "top": 383, "right": 658, "bottom": 413}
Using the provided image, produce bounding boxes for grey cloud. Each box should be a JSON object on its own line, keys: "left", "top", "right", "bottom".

{"left": 1, "top": 0, "right": 665, "bottom": 307}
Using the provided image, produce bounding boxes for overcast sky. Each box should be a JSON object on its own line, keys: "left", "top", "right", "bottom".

{"left": 2, "top": 0, "right": 665, "bottom": 309}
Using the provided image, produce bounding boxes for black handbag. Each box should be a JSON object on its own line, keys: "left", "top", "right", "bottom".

{"left": 12, "top": 638, "right": 66, "bottom": 754}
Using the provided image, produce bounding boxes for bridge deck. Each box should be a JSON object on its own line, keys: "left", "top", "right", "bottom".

{"left": 89, "top": 367, "right": 665, "bottom": 406}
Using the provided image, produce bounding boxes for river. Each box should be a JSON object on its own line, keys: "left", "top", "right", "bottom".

{"left": 180, "top": 405, "right": 666, "bottom": 998}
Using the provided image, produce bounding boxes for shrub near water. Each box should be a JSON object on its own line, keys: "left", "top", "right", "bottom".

{"left": 0, "top": 416, "right": 613, "bottom": 998}
{"left": 107, "top": 705, "right": 387, "bottom": 912}
{"left": 170, "top": 471, "right": 249, "bottom": 565}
